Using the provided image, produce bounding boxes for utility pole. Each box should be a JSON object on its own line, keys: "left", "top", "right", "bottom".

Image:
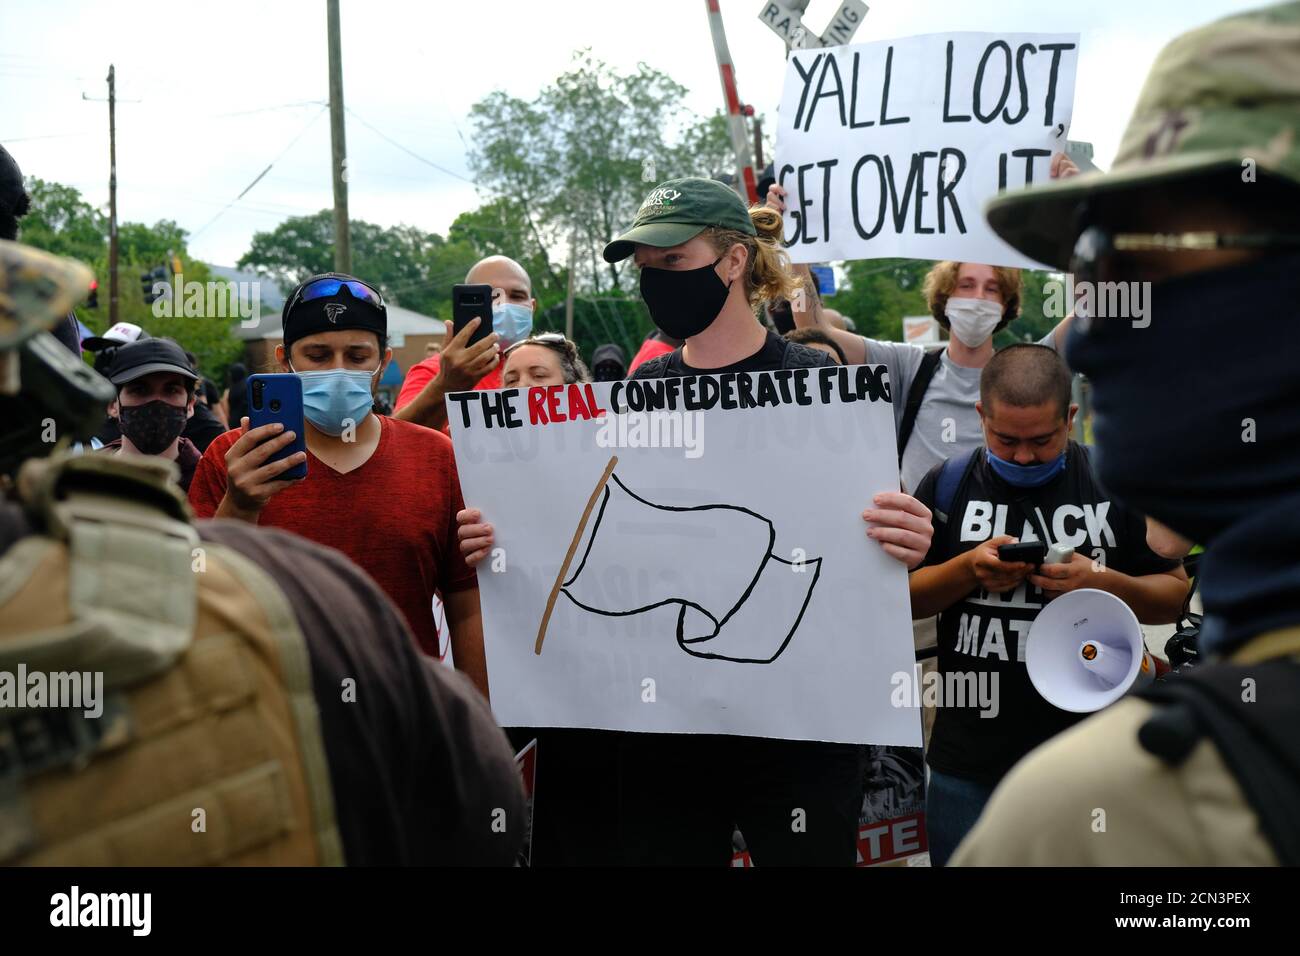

{"left": 84, "top": 70, "right": 138, "bottom": 322}
{"left": 326, "top": 0, "right": 351, "bottom": 273}
{"left": 564, "top": 235, "right": 576, "bottom": 341}
{"left": 749, "top": 109, "right": 763, "bottom": 169}
{"left": 704, "top": 1, "right": 758, "bottom": 203}
{"left": 107, "top": 65, "right": 118, "bottom": 324}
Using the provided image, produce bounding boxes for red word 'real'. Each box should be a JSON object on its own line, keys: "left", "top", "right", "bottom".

{"left": 527, "top": 383, "right": 608, "bottom": 425}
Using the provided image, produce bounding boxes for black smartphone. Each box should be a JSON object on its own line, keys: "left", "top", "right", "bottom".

{"left": 451, "top": 283, "right": 495, "bottom": 347}
{"left": 246, "top": 373, "right": 307, "bottom": 480}
{"left": 997, "top": 541, "right": 1047, "bottom": 565}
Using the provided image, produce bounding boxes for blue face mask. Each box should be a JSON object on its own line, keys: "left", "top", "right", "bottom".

{"left": 292, "top": 366, "right": 379, "bottom": 436}
{"left": 493, "top": 302, "right": 533, "bottom": 347}
{"left": 986, "top": 447, "right": 1067, "bottom": 488}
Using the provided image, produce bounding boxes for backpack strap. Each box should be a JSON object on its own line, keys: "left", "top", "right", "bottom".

{"left": 6, "top": 452, "right": 199, "bottom": 689}
{"left": 629, "top": 352, "right": 674, "bottom": 380}
{"left": 932, "top": 448, "right": 979, "bottom": 526}
{"left": 897, "top": 348, "right": 943, "bottom": 464}
{"left": 781, "top": 338, "right": 834, "bottom": 370}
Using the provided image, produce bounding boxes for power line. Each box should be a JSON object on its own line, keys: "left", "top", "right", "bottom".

{"left": 344, "top": 106, "right": 481, "bottom": 188}
{"left": 189, "top": 107, "right": 327, "bottom": 239}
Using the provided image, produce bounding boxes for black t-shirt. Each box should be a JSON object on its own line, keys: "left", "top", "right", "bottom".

{"left": 618, "top": 327, "right": 860, "bottom": 864}
{"left": 654, "top": 328, "right": 802, "bottom": 378}
{"left": 912, "top": 442, "right": 1180, "bottom": 785}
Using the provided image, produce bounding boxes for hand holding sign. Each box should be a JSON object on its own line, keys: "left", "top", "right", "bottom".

{"left": 774, "top": 31, "right": 1080, "bottom": 268}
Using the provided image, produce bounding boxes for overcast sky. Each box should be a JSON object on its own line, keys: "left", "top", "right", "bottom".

{"left": 1, "top": 0, "right": 1252, "bottom": 267}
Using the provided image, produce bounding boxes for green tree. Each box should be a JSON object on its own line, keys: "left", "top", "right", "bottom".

{"left": 447, "top": 199, "right": 565, "bottom": 308}
{"left": 996, "top": 269, "right": 1059, "bottom": 346}
{"left": 825, "top": 259, "right": 931, "bottom": 341}
{"left": 237, "top": 210, "right": 488, "bottom": 321}
{"left": 18, "top": 178, "right": 245, "bottom": 384}
{"left": 467, "top": 51, "right": 749, "bottom": 297}
{"left": 18, "top": 178, "right": 107, "bottom": 264}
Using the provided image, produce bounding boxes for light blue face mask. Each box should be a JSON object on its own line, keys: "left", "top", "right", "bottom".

{"left": 986, "top": 447, "right": 1067, "bottom": 488}
{"left": 292, "top": 365, "right": 380, "bottom": 436}
{"left": 493, "top": 302, "right": 534, "bottom": 347}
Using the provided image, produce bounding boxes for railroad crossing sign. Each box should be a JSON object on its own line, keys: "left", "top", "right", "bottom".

{"left": 757, "top": 0, "right": 868, "bottom": 50}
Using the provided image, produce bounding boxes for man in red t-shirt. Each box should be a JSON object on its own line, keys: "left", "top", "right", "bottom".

{"left": 393, "top": 255, "right": 537, "bottom": 430}
{"left": 188, "top": 272, "right": 490, "bottom": 696}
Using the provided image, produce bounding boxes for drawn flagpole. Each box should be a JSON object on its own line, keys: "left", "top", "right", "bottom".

{"left": 535, "top": 454, "right": 619, "bottom": 655}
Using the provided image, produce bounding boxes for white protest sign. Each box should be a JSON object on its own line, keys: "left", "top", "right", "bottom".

{"left": 774, "top": 31, "right": 1079, "bottom": 269}
{"left": 448, "top": 370, "right": 921, "bottom": 746}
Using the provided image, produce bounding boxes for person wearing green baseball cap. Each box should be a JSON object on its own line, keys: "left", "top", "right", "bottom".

{"left": 954, "top": 1, "right": 1300, "bottom": 867}
{"left": 455, "top": 177, "right": 937, "bottom": 865}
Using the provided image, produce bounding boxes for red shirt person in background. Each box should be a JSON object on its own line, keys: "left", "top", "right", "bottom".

{"left": 626, "top": 329, "right": 681, "bottom": 375}
{"left": 393, "top": 255, "right": 537, "bottom": 430}
{"left": 187, "top": 273, "right": 490, "bottom": 696}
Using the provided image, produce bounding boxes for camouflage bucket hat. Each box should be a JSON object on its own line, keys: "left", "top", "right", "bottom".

{"left": 986, "top": 0, "right": 1300, "bottom": 269}
{"left": 0, "top": 239, "right": 92, "bottom": 352}
{"left": 604, "top": 177, "right": 756, "bottom": 263}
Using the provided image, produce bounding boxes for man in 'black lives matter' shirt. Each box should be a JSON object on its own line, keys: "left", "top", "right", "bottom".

{"left": 907, "top": 344, "right": 1188, "bottom": 865}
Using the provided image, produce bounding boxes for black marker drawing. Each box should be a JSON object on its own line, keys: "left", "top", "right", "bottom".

{"left": 536, "top": 456, "right": 822, "bottom": 664}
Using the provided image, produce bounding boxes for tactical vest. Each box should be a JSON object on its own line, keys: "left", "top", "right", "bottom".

{"left": 0, "top": 453, "right": 344, "bottom": 865}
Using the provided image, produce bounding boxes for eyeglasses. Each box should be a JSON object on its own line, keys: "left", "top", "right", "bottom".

{"left": 503, "top": 332, "right": 575, "bottom": 358}
{"left": 286, "top": 276, "right": 386, "bottom": 315}
{"left": 1068, "top": 225, "right": 1300, "bottom": 325}
{"left": 1072, "top": 226, "right": 1300, "bottom": 283}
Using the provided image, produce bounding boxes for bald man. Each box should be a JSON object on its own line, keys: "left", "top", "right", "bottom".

{"left": 394, "top": 256, "right": 539, "bottom": 430}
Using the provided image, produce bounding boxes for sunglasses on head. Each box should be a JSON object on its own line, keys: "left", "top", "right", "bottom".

{"left": 504, "top": 332, "right": 574, "bottom": 358}
{"left": 288, "top": 276, "right": 385, "bottom": 314}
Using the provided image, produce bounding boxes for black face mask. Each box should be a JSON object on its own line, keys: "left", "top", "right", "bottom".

{"left": 118, "top": 399, "right": 189, "bottom": 455}
{"left": 1066, "top": 251, "right": 1300, "bottom": 651}
{"left": 638, "top": 257, "right": 731, "bottom": 340}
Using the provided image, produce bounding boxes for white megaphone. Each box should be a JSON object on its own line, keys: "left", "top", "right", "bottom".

{"left": 1025, "top": 588, "right": 1156, "bottom": 713}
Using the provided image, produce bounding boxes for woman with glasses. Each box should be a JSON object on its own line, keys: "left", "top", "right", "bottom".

{"left": 500, "top": 332, "right": 591, "bottom": 388}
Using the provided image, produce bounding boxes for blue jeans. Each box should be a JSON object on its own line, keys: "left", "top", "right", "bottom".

{"left": 926, "top": 769, "right": 995, "bottom": 866}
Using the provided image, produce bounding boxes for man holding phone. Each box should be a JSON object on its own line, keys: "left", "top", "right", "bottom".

{"left": 393, "top": 255, "right": 537, "bottom": 430}
{"left": 188, "top": 273, "right": 489, "bottom": 695}
{"left": 906, "top": 344, "right": 1188, "bottom": 865}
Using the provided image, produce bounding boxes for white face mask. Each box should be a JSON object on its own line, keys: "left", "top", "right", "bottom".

{"left": 944, "top": 297, "right": 1004, "bottom": 347}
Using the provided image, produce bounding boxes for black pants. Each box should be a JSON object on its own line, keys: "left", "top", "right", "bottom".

{"left": 616, "top": 733, "right": 865, "bottom": 866}
{"left": 507, "top": 729, "right": 864, "bottom": 866}
{"left": 505, "top": 727, "right": 623, "bottom": 866}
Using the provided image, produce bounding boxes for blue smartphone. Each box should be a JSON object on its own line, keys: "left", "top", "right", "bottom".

{"left": 246, "top": 373, "right": 308, "bottom": 480}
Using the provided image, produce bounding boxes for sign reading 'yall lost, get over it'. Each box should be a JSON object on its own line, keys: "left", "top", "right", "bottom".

{"left": 774, "top": 30, "right": 1080, "bottom": 269}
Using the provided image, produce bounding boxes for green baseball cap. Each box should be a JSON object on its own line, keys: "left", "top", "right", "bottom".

{"left": 603, "top": 177, "right": 756, "bottom": 263}
{"left": 986, "top": 0, "right": 1300, "bottom": 269}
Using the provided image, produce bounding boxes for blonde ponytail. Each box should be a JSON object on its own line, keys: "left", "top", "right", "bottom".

{"left": 702, "top": 205, "right": 805, "bottom": 309}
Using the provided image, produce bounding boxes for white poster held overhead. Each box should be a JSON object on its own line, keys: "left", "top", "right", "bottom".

{"left": 774, "top": 31, "right": 1079, "bottom": 269}
{"left": 448, "top": 368, "right": 921, "bottom": 746}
